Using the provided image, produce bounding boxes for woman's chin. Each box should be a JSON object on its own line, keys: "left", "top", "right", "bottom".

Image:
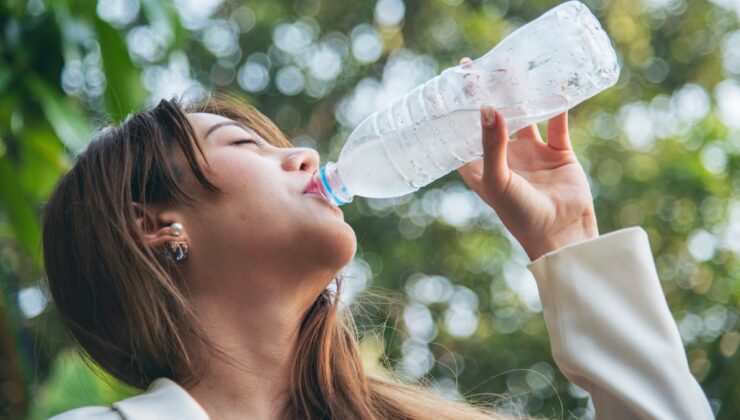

{"left": 332, "top": 226, "right": 358, "bottom": 266}
{"left": 316, "top": 225, "right": 357, "bottom": 269}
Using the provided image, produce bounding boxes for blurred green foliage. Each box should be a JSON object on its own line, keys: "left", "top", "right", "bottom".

{"left": 0, "top": 0, "right": 738, "bottom": 418}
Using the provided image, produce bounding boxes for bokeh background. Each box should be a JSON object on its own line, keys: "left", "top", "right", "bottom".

{"left": 0, "top": 0, "right": 738, "bottom": 418}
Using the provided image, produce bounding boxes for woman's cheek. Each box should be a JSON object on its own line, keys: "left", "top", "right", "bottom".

{"left": 211, "top": 154, "right": 266, "bottom": 193}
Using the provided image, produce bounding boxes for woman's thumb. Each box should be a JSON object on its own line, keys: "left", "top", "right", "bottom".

{"left": 480, "top": 107, "right": 510, "bottom": 195}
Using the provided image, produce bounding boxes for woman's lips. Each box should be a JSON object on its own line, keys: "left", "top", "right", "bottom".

{"left": 302, "top": 172, "right": 342, "bottom": 215}
{"left": 303, "top": 172, "right": 322, "bottom": 195}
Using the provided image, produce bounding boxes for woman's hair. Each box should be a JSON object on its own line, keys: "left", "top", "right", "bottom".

{"left": 42, "top": 95, "right": 506, "bottom": 419}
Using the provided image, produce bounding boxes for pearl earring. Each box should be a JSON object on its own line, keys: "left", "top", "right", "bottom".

{"left": 166, "top": 222, "right": 188, "bottom": 262}
{"left": 170, "top": 222, "right": 184, "bottom": 237}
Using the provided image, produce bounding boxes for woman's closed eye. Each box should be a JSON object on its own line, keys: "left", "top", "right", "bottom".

{"left": 231, "top": 138, "right": 266, "bottom": 148}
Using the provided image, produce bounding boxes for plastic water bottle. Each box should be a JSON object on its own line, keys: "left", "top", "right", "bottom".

{"left": 306, "top": 1, "right": 620, "bottom": 206}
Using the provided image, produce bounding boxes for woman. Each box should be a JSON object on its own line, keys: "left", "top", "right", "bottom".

{"left": 43, "top": 86, "right": 712, "bottom": 418}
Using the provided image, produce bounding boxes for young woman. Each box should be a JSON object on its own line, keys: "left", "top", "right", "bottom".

{"left": 43, "top": 87, "right": 713, "bottom": 419}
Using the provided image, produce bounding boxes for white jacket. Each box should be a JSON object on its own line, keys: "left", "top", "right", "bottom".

{"left": 50, "top": 227, "right": 714, "bottom": 420}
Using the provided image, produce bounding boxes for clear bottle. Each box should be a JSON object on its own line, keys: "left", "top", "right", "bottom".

{"left": 308, "top": 0, "right": 620, "bottom": 207}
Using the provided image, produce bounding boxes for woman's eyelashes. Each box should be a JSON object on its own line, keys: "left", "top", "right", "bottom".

{"left": 231, "top": 138, "right": 266, "bottom": 148}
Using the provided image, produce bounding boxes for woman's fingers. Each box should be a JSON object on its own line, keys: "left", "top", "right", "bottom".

{"left": 457, "top": 159, "right": 484, "bottom": 195}
{"left": 515, "top": 125, "right": 543, "bottom": 143}
{"left": 458, "top": 107, "right": 511, "bottom": 200}
{"left": 546, "top": 112, "right": 571, "bottom": 150}
{"left": 459, "top": 57, "right": 472, "bottom": 66}
{"left": 480, "top": 107, "right": 511, "bottom": 196}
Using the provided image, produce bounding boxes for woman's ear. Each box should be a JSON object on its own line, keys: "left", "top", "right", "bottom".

{"left": 132, "top": 202, "right": 187, "bottom": 249}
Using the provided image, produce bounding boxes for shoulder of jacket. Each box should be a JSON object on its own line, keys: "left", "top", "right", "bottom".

{"left": 48, "top": 378, "right": 208, "bottom": 420}
{"left": 49, "top": 406, "right": 122, "bottom": 420}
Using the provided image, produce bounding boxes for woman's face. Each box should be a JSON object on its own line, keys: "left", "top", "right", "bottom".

{"left": 177, "top": 112, "right": 357, "bottom": 300}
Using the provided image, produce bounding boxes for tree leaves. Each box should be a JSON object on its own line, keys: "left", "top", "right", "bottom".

{"left": 25, "top": 74, "right": 91, "bottom": 154}
{"left": 94, "top": 15, "right": 146, "bottom": 121}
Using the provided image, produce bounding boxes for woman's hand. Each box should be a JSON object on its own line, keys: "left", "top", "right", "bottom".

{"left": 456, "top": 58, "right": 599, "bottom": 261}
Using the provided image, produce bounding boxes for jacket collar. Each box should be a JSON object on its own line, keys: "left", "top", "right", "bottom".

{"left": 112, "top": 378, "right": 209, "bottom": 420}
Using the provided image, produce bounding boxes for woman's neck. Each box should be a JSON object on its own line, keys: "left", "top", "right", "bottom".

{"left": 185, "top": 292, "right": 311, "bottom": 420}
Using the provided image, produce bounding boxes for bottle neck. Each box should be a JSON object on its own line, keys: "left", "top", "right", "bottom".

{"left": 308, "top": 162, "right": 353, "bottom": 207}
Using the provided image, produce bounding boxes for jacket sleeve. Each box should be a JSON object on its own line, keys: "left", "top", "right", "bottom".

{"left": 527, "top": 227, "right": 714, "bottom": 420}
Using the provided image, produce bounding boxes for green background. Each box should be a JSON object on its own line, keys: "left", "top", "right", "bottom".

{"left": 0, "top": 0, "right": 738, "bottom": 418}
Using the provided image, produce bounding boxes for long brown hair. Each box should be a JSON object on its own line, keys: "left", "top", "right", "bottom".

{"left": 42, "top": 95, "right": 507, "bottom": 419}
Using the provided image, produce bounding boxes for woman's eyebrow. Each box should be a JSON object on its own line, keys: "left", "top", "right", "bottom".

{"left": 205, "top": 121, "right": 257, "bottom": 140}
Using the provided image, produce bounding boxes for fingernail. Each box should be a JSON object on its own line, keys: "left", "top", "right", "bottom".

{"left": 482, "top": 107, "right": 496, "bottom": 127}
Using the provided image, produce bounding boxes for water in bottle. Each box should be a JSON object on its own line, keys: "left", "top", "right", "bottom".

{"left": 307, "top": 1, "right": 620, "bottom": 206}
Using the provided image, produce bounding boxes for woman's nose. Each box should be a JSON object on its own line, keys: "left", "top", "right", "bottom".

{"left": 281, "top": 147, "right": 320, "bottom": 173}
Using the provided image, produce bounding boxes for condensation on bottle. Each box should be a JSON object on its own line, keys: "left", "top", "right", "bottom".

{"left": 309, "top": 0, "right": 620, "bottom": 207}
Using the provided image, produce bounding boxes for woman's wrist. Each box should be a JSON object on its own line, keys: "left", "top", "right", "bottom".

{"left": 524, "top": 221, "right": 599, "bottom": 261}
